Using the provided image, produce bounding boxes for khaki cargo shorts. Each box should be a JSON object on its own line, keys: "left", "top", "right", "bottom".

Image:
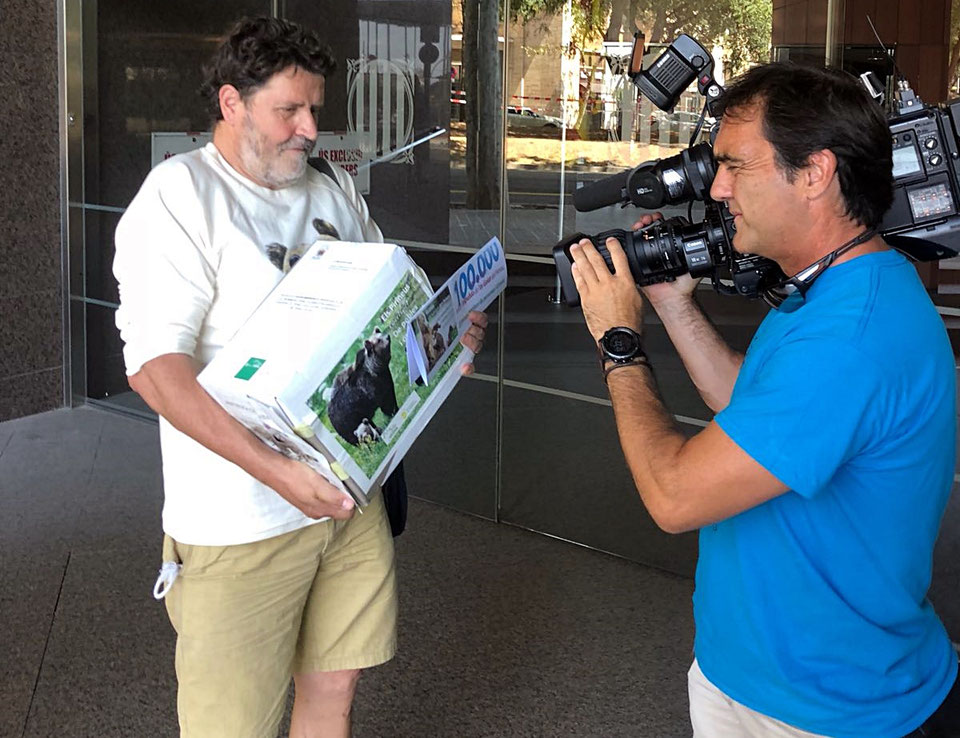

{"left": 161, "top": 491, "right": 397, "bottom": 738}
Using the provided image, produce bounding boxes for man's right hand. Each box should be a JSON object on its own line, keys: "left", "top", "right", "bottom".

{"left": 129, "top": 353, "right": 357, "bottom": 522}
{"left": 273, "top": 458, "right": 356, "bottom": 520}
{"left": 617, "top": 214, "right": 742, "bottom": 411}
{"left": 630, "top": 213, "right": 703, "bottom": 309}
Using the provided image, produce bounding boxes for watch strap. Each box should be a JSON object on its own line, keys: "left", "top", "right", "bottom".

{"left": 602, "top": 356, "right": 650, "bottom": 384}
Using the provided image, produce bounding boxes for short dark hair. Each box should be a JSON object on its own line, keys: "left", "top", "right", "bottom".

{"left": 200, "top": 17, "right": 336, "bottom": 121}
{"left": 715, "top": 63, "right": 893, "bottom": 230}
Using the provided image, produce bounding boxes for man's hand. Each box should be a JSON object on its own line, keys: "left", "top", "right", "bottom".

{"left": 594, "top": 214, "right": 740, "bottom": 412}
{"left": 626, "top": 212, "right": 702, "bottom": 309}
{"left": 130, "top": 353, "right": 359, "bottom": 520}
{"left": 571, "top": 235, "right": 645, "bottom": 343}
{"left": 459, "top": 310, "right": 489, "bottom": 376}
{"left": 272, "top": 457, "right": 357, "bottom": 520}
{"left": 641, "top": 272, "right": 701, "bottom": 308}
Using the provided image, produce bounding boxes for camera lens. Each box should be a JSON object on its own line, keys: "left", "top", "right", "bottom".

{"left": 617, "top": 206, "right": 730, "bottom": 287}
{"left": 622, "top": 221, "right": 689, "bottom": 284}
{"left": 625, "top": 142, "right": 715, "bottom": 210}
{"left": 552, "top": 206, "right": 735, "bottom": 305}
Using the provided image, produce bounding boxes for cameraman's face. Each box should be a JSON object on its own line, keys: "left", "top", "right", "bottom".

{"left": 710, "top": 106, "right": 807, "bottom": 264}
{"left": 235, "top": 65, "right": 323, "bottom": 189}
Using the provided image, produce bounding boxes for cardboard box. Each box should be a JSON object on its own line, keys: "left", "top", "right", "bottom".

{"left": 199, "top": 241, "right": 455, "bottom": 504}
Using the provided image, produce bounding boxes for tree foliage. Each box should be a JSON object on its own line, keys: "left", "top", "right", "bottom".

{"left": 633, "top": 0, "right": 771, "bottom": 75}
{"left": 509, "top": 0, "right": 612, "bottom": 50}
{"left": 510, "top": 0, "right": 771, "bottom": 75}
{"left": 948, "top": 3, "right": 960, "bottom": 97}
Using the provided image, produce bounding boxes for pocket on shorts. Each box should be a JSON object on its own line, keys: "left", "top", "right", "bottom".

{"left": 170, "top": 539, "right": 244, "bottom": 579}
{"left": 161, "top": 534, "right": 181, "bottom": 566}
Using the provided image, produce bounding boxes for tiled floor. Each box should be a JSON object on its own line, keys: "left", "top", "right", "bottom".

{"left": 1, "top": 407, "right": 697, "bottom": 737}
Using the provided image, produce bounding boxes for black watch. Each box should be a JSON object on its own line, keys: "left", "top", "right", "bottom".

{"left": 598, "top": 326, "right": 645, "bottom": 364}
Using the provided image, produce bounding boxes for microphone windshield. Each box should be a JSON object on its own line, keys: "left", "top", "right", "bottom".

{"left": 573, "top": 172, "right": 629, "bottom": 212}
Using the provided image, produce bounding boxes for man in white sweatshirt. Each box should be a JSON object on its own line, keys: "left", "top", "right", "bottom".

{"left": 113, "top": 16, "right": 485, "bottom": 738}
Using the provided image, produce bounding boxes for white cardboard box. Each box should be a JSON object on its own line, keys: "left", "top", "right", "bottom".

{"left": 198, "top": 241, "right": 465, "bottom": 505}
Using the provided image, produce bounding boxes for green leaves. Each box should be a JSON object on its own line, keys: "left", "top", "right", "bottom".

{"left": 505, "top": 0, "right": 772, "bottom": 76}
{"left": 634, "top": 0, "right": 771, "bottom": 75}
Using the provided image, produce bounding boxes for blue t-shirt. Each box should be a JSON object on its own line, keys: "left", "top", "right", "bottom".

{"left": 700, "top": 249, "right": 957, "bottom": 737}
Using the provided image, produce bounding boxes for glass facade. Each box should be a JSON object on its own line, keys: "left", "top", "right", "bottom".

{"left": 65, "top": 1, "right": 866, "bottom": 572}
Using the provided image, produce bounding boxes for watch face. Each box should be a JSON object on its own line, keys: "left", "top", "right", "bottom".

{"left": 602, "top": 328, "right": 640, "bottom": 360}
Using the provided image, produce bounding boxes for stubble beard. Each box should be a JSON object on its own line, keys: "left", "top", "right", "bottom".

{"left": 238, "top": 112, "right": 312, "bottom": 189}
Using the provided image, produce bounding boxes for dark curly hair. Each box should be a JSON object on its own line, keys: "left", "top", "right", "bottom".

{"left": 715, "top": 63, "right": 893, "bottom": 230}
{"left": 200, "top": 16, "right": 336, "bottom": 121}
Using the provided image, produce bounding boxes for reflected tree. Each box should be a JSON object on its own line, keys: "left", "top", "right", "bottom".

{"left": 632, "top": 0, "right": 771, "bottom": 75}
{"left": 949, "top": 3, "right": 960, "bottom": 97}
{"left": 590, "top": 0, "right": 772, "bottom": 75}
{"left": 462, "top": 0, "right": 503, "bottom": 209}
{"left": 459, "top": 0, "right": 769, "bottom": 206}
{"left": 461, "top": 0, "right": 610, "bottom": 206}
{"left": 514, "top": 1, "right": 612, "bottom": 134}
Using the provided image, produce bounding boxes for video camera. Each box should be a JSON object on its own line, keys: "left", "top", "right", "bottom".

{"left": 552, "top": 33, "right": 960, "bottom": 307}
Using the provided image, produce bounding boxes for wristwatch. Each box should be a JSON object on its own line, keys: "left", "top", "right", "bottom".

{"left": 598, "top": 327, "right": 649, "bottom": 383}
{"left": 598, "top": 326, "right": 645, "bottom": 364}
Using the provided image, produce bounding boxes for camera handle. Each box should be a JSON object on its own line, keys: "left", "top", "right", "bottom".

{"left": 717, "top": 203, "right": 739, "bottom": 296}
{"left": 695, "top": 64, "right": 725, "bottom": 119}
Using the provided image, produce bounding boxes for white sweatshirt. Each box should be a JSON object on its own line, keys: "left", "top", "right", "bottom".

{"left": 114, "top": 143, "right": 382, "bottom": 545}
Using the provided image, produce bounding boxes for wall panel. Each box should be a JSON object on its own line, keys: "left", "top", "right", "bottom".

{"left": 896, "top": 1, "right": 922, "bottom": 44}
{"left": 919, "top": 0, "right": 950, "bottom": 45}
{"left": 0, "top": 1, "right": 62, "bottom": 421}
{"left": 872, "top": 0, "right": 900, "bottom": 44}
{"left": 784, "top": 0, "right": 811, "bottom": 44}
{"left": 807, "top": 1, "right": 828, "bottom": 45}
{"left": 845, "top": 0, "right": 875, "bottom": 43}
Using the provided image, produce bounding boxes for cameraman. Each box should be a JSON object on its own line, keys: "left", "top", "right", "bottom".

{"left": 570, "top": 63, "right": 959, "bottom": 736}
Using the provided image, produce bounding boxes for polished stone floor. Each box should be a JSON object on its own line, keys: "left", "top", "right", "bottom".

{"left": 1, "top": 407, "right": 697, "bottom": 737}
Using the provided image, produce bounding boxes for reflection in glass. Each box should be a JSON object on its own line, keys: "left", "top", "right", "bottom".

{"left": 79, "top": 1, "right": 272, "bottom": 414}
{"left": 405, "top": 379, "right": 498, "bottom": 520}
{"left": 499, "top": 386, "right": 699, "bottom": 577}
{"left": 85, "top": 302, "right": 136, "bottom": 404}
{"left": 286, "top": 1, "right": 453, "bottom": 244}
{"left": 90, "top": 1, "right": 272, "bottom": 208}
{"left": 495, "top": 3, "right": 776, "bottom": 576}
{"left": 500, "top": 3, "right": 774, "bottom": 257}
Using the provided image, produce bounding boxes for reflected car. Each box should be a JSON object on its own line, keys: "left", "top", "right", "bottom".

{"left": 647, "top": 109, "right": 706, "bottom": 145}
{"left": 650, "top": 109, "right": 701, "bottom": 128}
{"left": 507, "top": 106, "right": 563, "bottom": 129}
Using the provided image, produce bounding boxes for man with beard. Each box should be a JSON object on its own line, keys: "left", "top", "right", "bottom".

{"left": 113, "top": 17, "right": 486, "bottom": 738}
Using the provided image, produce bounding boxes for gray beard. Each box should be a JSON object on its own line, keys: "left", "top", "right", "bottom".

{"left": 238, "top": 115, "right": 308, "bottom": 189}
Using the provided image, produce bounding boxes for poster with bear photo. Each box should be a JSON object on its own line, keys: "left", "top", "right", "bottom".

{"left": 303, "top": 270, "right": 464, "bottom": 484}
{"left": 200, "top": 239, "right": 506, "bottom": 506}
{"left": 409, "top": 286, "right": 460, "bottom": 383}
{"left": 405, "top": 236, "right": 507, "bottom": 389}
